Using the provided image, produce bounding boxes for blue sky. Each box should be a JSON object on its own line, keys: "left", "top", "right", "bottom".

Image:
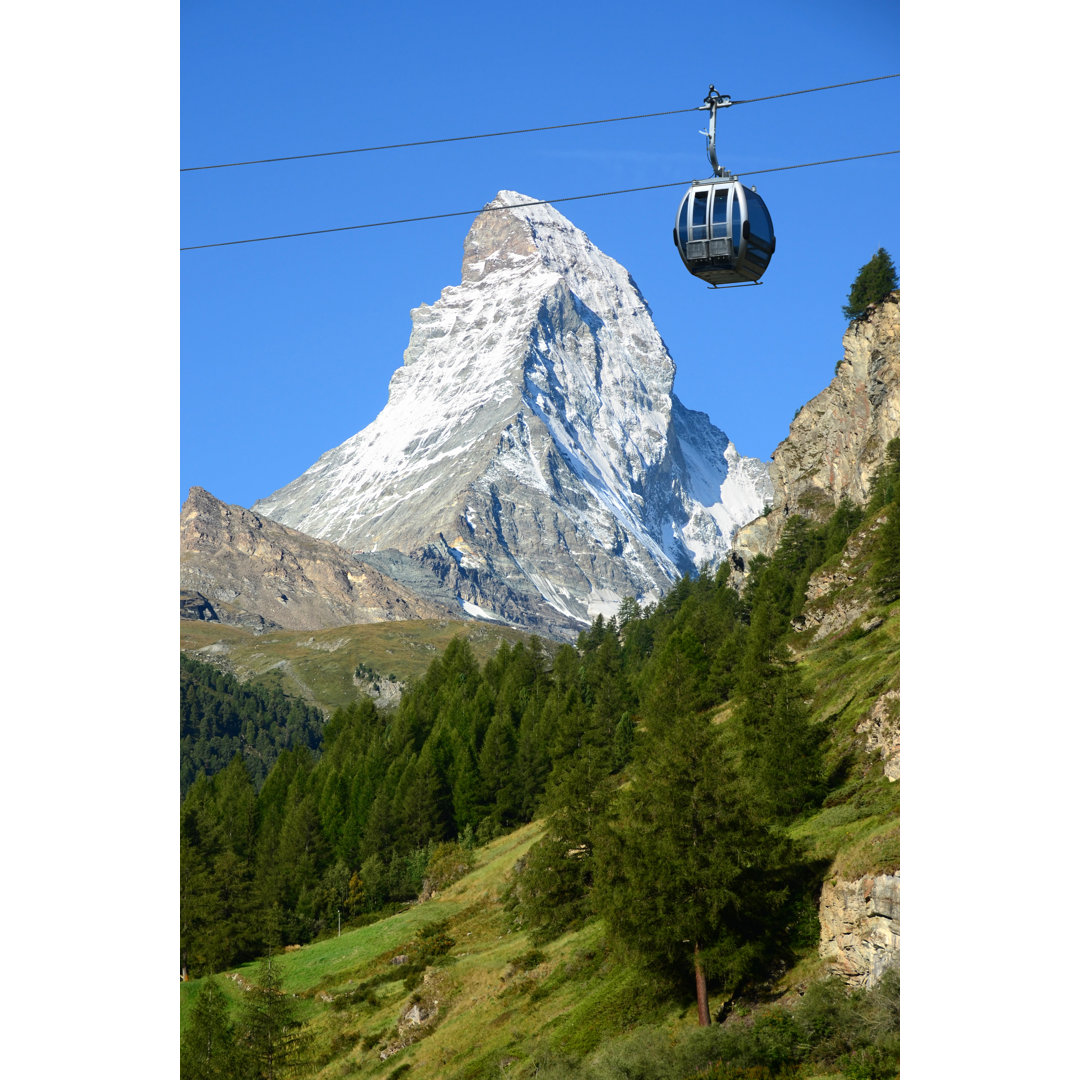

{"left": 181, "top": 0, "right": 899, "bottom": 509}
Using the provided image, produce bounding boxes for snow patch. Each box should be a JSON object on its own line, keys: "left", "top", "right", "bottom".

{"left": 587, "top": 589, "right": 623, "bottom": 621}
{"left": 460, "top": 599, "right": 505, "bottom": 622}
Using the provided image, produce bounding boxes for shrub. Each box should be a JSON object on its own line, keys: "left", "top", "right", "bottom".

{"left": 422, "top": 841, "right": 474, "bottom": 894}
{"left": 840, "top": 1043, "right": 900, "bottom": 1080}
{"left": 413, "top": 918, "right": 455, "bottom": 963}
{"left": 508, "top": 947, "right": 546, "bottom": 973}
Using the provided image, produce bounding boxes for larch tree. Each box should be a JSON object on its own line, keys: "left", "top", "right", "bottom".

{"left": 592, "top": 707, "right": 800, "bottom": 1024}
{"left": 181, "top": 977, "right": 243, "bottom": 1080}
{"left": 236, "top": 952, "right": 312, "bottom": 1079}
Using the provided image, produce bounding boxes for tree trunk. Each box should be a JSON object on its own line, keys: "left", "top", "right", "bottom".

{"left": 694, "top": 942, "right": 711, "bottom": 1026}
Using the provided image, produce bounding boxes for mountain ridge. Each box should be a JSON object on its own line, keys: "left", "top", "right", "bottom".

{"left": 180, "top": 485, "right": 463, "bottom": 632}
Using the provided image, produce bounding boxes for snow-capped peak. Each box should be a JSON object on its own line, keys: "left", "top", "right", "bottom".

{"left": 253, "top": 193, "right": 771, "bottom": 639}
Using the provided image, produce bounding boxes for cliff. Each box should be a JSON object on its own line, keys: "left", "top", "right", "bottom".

{"left": 731, "top": 293, "right": 899, "bottom": 577}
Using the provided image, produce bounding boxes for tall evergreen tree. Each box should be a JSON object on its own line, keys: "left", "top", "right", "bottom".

{"left": 734, "top": 663, "right": 827, "bottom": 821}
{"left": 449, "top": 732, "right": 483, "bottom": 836}
{"left": 181, "top": 977, "right": 244, "bottom": 1080}
{"left": 592, "top": 709, "right": 799, "bottom": 1025}
{"left": 639, "top": 627, "right": 709, "bottom": 731}
{"left": 397, "top": 747, "right": 452, "bottom": 849}
{"left": 842, "top": 247, "right": 898, "bottom": 319}
{"left": 478, "top": 709, "right": 518, "bottom": 828}
{"left": 871, "top": 504, "right": 900, "bottom": 602}
{"left": 513, "top": 692, "right": 553, "bottom": 819}
{"left": 236, "top": 953, "right": 312, "bottom": 1079}
{"left": 181, "top": 767, "right": 261, "bottom": 975}
{"left": 512, "top": 750, "right": 616, "bottom": 943}
{"left": 867, "top": 438, "right": 900, "bottom": 602}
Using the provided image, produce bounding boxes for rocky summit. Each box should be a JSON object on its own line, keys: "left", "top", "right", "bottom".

{"left": 253, "top": 191, "right": 771, "bottom": 640}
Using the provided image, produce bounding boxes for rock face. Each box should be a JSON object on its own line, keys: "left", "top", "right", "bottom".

{"left": 253, "top": 192, "right": 771, "bottom": 641}
{"left": 731, "top": 293, "right": 899, "bottom": 574}
{"left": 858, "top": 689, "right": 900, "bottom": 782}
{"left": 180, "top": 486, "right": 460, "bottom": 632}
{"left": 819, "top": 873, "right": 900, "bottom": 988}
{"left": 791, "top": 510, "right": 891, "bottom": 643}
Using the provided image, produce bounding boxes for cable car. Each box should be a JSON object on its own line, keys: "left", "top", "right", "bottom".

{"left": 674, "top": 87, "right": 776, "bottom": 287}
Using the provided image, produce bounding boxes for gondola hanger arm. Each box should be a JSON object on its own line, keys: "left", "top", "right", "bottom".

{"left": 697, "top": 86, "right": 733, "bottom": 178}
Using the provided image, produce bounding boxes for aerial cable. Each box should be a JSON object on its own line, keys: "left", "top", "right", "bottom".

{"left": 180, "top": 74, "right": 899, "bottom": 173}
{"left": 181, "top": 107, "right": 696, "bottom": 172}
{"left": 730, "top": 74, "right": 899, "bottom": 106}
{"left": 180, "top": 150, "right": 898, "bottom": 251}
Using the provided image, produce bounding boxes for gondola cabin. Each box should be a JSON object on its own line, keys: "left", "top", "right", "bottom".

{"left": 674, "top": 175, "right": 776, "bottom": 286}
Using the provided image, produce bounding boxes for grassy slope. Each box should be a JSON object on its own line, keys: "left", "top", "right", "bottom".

{"left": 180, "top": 619, "right": 558, "bottom": 716}
{"left": 182, "top": 819, "right": 690, "bottom": 1079}
{"left": 786, "top": 523, "right": 900, "bottom": 887}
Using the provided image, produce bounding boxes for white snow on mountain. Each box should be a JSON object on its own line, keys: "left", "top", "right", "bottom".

{"left": 253, "top": 192, "right": 772, "bottom": 637}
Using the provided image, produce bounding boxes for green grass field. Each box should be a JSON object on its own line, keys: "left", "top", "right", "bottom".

{"left": 182, "top": 817, "right": 705, "bottom": 1078}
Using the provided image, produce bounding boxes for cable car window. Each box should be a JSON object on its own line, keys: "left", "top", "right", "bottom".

{"left": 730, "top": 195, "right": 742, "bottom": 256}
{"left": 711, "top": 187, "right": 728, "bottom": 238}
{"left": 677, "top": 195, "right": 689, "bottom": 247}
{"left": 747, "top": 241, "right": 771, "bottom": 265}
{"left": 745, "top": 189, "right": 774, "bottom": 244}
{"left": 692, "top": 191, "right": 709, "bottom": 240}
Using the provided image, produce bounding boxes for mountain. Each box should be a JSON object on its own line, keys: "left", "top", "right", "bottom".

{"left": 252, "top": 192, "right": 771, "bottom": 640}
{"left": 180, "top": 486, "right": 461, "bottom": 632}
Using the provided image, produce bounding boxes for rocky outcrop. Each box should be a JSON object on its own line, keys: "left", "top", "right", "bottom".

{"left": 353, "top": 668, "right": 404, "bottom": 710}
{"left": 819, "top": 873, "right": 900, "bottom": 988}
{"left": 253, "top": 192, "right": 770, "bottom": 641}
{"left": 180, "top": 486, "right": 461, "bottom": 632}
{"left": 179, "top": 589, "right": 221, "bottom": 623}
{"left": 858, "top": 689, "right": 900, "bottom": 781}
{"left": 731, "top": 294, "right": 899, "bottom": 575}
{"left": 791, "top": 511, "right": 890, "bottom": 641}
{"left": 378, "top": 970, "right": 448, "bottom": 1060}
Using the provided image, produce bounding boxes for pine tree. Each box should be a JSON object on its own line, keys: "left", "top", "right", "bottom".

{"left": 592, "top": 709, "right": 799, "bottom": 1024}
{"left": 236, "top": 952, "right": 312, "bottom": 1079}
{"left": 215, "top": 755, "right": 258, "bottom": 857}
{"left": 397, "top": 747, "right": 452, "bottom": 849}
{"left": 867, "top": 438, "right": 900, "bottom": 602}
{"left": 639, "top": 627, "right": 709, "bottom": 730}
{"left": 871, "top": 505, "right": 900, "bottom": 602}
{"left": 181, "top": 977, "right": 244, "bottom": 1080}
{"left": 181, "top": 767, "right": 262, "bottom": 975}
{"left": 512, "top": 751, "right": 616, "bottom": 943}
{"left": 612, "top": 712, "right": 634, "bottom": 770}
{"left": 842, "top": 247, "right": 898, "bottom": 319}
{"left": 478, "top": 710, "right": 518, "bottom": 828}
{"left": 734, "top": 664, "right": 827, "bottom": 821}
{"left": 513, "top": 693, "right": 553, "bottom": 820}
{"left": 449, "top": 733, "right": 483, "bottom": 836}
